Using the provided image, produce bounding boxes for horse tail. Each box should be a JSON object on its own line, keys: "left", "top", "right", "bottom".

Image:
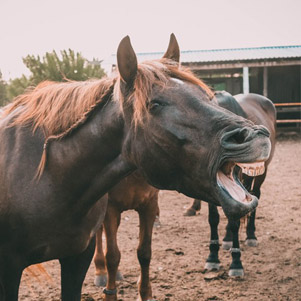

{"left": 24, "top": 263, "right": 52, "bottom": 282}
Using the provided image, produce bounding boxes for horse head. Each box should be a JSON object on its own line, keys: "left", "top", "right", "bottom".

{"left": 115, "top": 34, "right": 271, "bottom": 220}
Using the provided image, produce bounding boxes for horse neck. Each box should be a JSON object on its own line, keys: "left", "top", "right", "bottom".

{"left": 48, "top": 99, "right": 136, "bottom": 203}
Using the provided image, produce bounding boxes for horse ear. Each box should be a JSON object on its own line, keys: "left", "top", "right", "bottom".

{"left": 117, "top": 36, "right": 138, "bottom": 85}
{"left": 163, "top": 33, "right": 180, "bottom": 63}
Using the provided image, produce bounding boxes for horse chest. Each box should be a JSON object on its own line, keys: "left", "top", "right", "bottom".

{"left": 25, "top": 198, "right": 106, "bottom": 263}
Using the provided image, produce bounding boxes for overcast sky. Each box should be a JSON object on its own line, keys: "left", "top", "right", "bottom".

{"left": 1, "top": 0, "right": 300, "bottom": 80}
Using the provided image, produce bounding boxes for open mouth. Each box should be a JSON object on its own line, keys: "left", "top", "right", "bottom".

{"left": 217, "top": 161, "right": 265, "bottom": 203}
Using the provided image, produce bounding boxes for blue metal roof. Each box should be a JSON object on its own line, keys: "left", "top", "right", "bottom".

{"left": 105, "top": 45, "right": 301, "bottom": 66}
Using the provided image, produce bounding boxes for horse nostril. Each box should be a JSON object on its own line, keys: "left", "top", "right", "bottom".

{"left": 231, "top": 128, "right": 250, "bottom": 144}
{"left": 222, "top": 127, "right": 250, "bottom": 145}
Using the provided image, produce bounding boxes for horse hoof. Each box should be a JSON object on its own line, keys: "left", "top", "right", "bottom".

{"left": 116, "top": 270, "right": 123, "bottom": 281}
{"left": 229, "top": 268, "right": 244, "bottom": 277}
{"left": 94, "top": 274, "right": 107, "bottom": 287}
{"left": 245, "top": 239, "right": 258, "bottom": 247}
{"left": 205, "top": 262, "right": 220, "bottom": 271}
{"left": 222, "top": 241, "right": 233, "bottom": 250}
{"left": 183, "top": 208, "right": 196, "bottom": 216}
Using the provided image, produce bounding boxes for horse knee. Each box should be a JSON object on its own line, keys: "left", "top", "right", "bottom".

{"left": 105, "top": 248, "right": 120, "bottom": 270}
{"left": 137, "top": 247, "right": 151, "bottom": 267}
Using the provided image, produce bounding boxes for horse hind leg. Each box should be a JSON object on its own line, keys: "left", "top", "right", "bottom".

{"left": 59, "top": 236, "right": 96, "bottom": 301}
{"left": 183, "top": 199, "right": 201, "bottom": 216}
{"left": 93, "top": 225, "right": 109, "bottom": 287}
{"left": 205, "top": 204, "right": 221, "bottom": 271}
{"left": 153, "top": 205, "right": 161, "bottom": 228}
{"left": 103, "top": 206, "right": 122, "bottom": 301}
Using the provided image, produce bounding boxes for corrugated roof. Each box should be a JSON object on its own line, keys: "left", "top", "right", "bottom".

{"left": 105, "top": 45, "right": 301, "bottom": 66}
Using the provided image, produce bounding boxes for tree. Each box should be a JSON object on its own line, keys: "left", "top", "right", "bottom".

{"left": 5, "top": 49, "right": 106, "bottom": 100}
{"left": 6, "top": 75, "right": 31, "bottom": 100}
{"left": 0, "top": 71, "right": 8, "bottom": 106}
{"left": 23, "top": 49, "right": 105, "bottom": 84}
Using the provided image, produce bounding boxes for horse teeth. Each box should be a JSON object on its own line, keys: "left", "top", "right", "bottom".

{"left": 237, "top": 163, "right": 265, "bottom": 177}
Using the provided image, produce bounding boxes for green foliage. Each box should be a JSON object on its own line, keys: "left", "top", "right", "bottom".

{"left": 4, "top": 49, "right": 106, "bottom": 101}
{"left": 0, "top": 71, "right": 8, "bottom": 106}
{"left": 23, "top": 49, "right": 105, "bottom": 84}
{"left": 6, "top": 75, "right": 31, "bottom": 100}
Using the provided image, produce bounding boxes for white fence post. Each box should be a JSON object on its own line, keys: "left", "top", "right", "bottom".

{"left": 243, "top": 66, "right": 249, "bottom": 94}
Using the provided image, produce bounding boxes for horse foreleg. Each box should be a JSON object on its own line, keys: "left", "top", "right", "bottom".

{"left": 93, "top": 225, "right": 108, "bottom": 287}
{"left": 246, "top": 210, "right": 258, "bottom": 246}
{"left": 244, "top": 172, "right": 265, "bottom": 247}
{"left": 103, "top": 206, "right": 121, "bottom": 301}
{"left": 137, "top": 202, "right": 157, "bottom": 301}
{"left": 205, "top": 204, "right": 221, "bottom": 270}
{"left": 183, "top": 199, "right": 201, "bottom": 216}
{"left": 222, "top": 221, "right": 233, "bottom": 250}
{"left": 59, "top": 236, "right": 96, "bottom": 301}
{"left": 0, "top": 258, "right": 23, "bottom": 301}
{"left": 228, "top": 219, "right": 244, "bottom": 277}
{"left": 246, "top": 173, "right": 265, "bottom": 247}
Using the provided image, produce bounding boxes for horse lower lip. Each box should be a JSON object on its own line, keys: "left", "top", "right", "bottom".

{"left": 217, "top": 170, "right": 246, "bottom": 203}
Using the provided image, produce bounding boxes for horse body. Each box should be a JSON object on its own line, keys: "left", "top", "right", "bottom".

{"left": 0, "top": 35, "right": 271, "bottom": 300}
{"left": 185, "top": 91, "right": 276, "bottom": 276}
{"left": 93, "top": 172, "right": 159, "bottom": 301}
{"left": 0, "top": 98, "right": 122, "bottom": 258}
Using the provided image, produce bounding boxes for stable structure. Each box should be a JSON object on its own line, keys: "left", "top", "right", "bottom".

{"left": 106, "top": 45, "right": 301, "bottom": 126}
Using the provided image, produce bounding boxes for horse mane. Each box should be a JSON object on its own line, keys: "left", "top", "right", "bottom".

{"left": 2, "top": 58, "right": 212, "bottom": 178}
{"left": 3, "top": 78, "right": 116, "bottom": 137}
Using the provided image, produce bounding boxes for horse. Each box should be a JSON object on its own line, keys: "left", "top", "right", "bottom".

{"left": 93, "top": 171, "right": 159, "bottom": 301}
{"left": 184, "top": 91, "right": 276, "bottom": 277}
{"left": 0, "top": 34, "right": 272, "bottom": 301}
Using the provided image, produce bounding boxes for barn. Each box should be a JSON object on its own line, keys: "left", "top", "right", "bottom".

{"left": 107, "top": 45, "right": 301, "bottom": 128}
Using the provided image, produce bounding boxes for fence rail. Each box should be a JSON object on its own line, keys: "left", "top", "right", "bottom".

{"left": 275, "top": 102, "right": 301, "bottom": 124}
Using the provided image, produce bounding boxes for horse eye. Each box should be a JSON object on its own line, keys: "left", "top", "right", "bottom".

{"left": 149, "top": 100, "right": 166, "bottom": 113}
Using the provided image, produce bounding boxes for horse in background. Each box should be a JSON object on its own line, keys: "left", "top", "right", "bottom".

{"left": 93, "top": 172, "right": 159, "bottom": 301}
{"left": 184, "top": 91, "right": 276, "bottom": 277}
{"left": 0, "top": 31, "right": 271, "bottom": 301}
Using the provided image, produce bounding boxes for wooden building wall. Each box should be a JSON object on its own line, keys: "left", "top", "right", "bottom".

{"left": 195, "top": 64, "right": 301, "bottom": 126}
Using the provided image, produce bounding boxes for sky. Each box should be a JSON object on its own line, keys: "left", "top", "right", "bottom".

{"left": 1, "top": 0, "right": 301, "bottom": 80}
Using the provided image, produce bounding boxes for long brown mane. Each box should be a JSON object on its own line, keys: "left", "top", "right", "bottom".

{"left": 2, "top": 59, "right": 213, "bottom": 177}
{"left": 3, "top": 78, "right": 115, "bottom": 137}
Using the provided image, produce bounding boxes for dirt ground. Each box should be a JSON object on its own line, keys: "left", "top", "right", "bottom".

{"left": 19, "top": 136, "right": 301, "bottom": 301}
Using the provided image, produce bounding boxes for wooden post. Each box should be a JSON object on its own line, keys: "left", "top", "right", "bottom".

{"left": 243, "top": 66, "right": 249, "bottom": 94}
{"left": 263, "top": 66, "right": 268, "bottom": 97}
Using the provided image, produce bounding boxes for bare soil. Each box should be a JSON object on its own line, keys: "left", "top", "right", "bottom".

{"left": 19, "top": 137, "right": 301, "bottom": 301}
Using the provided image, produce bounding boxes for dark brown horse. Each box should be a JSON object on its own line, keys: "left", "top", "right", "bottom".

{"left": 184, "top": 91, "right": 276, "bottom": 277}
{"left": 0, "top": 34, "right": 271, "bottom": 300}
{"left": 93, "top": 171, "right": 159, "bottom": 301}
